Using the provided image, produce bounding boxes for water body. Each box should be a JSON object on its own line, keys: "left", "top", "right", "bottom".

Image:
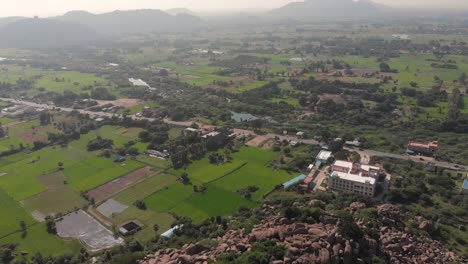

{"left": 231, "top": 111, "right": 257, "bottom": 122}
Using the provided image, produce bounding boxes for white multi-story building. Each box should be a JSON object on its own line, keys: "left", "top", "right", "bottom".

{"left": 328, "top": 160, "right": 380, "bottom": 197}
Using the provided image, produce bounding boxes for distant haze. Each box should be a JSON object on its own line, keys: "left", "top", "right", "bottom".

{"left": 1, "top": 0, "right": 468, "bottom": 17}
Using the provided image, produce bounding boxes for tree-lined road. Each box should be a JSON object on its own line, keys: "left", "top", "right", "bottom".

{"left": 2, "top": 97, "right": 467, "bottom": 171}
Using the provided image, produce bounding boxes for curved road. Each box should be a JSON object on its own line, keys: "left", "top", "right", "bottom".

{"left": 2, "top": 98, "right": 467, "bottom": 171}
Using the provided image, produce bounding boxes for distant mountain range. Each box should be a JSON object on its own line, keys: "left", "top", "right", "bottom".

{"left": 270, "top": 0, "right": 389, "bottom": 18}
{"left": 0, "top": 9, "right": 204, "bottom": 48}
{"left": 57, "top": 9, "right": 204, "bottom": 35}
{"left": 0, "top": 18, "right": 99, "bottom": 48}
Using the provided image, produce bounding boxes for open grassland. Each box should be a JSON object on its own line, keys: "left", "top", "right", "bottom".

{"left": 0, "top": 65, "right": 120, "bottom": 97}
{"left": 78, "top": 125, "right": 146, "bottom": 152}
{"left": 157, "top": 61, "right": 230, "bottom": 86}
{"left": 145, "top": 147, "right": 294, "bottom": 222}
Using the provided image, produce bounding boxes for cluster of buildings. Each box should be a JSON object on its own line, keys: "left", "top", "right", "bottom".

{"left": 184, "top": 126, "right": 235, "bottom": 142}
{"left": 328, "top": 160, "right": 381, "bottom": 197}
{"left": 1, "top": 105, "right": 44, "bottom": 118}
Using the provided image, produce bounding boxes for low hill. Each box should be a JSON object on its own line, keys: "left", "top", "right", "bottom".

{"left": 270, "top": 0, "right": 388, "bottom": 19}
{"left": 0, "top": 18, "right": 100, "bottom": 48}
{"left": 165, "top": 8, "right": 198, "bottom": 16}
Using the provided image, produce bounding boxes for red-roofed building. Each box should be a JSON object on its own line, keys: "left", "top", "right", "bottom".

{"left": 407, "top": 141, "right": 438, "bottom": 157}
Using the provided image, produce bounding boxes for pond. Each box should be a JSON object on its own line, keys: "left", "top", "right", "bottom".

{"left": 231, "top": 111, "right": 257, "bottom": 122}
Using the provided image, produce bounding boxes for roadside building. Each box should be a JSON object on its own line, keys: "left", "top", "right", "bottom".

{"left": 282, "top": 174, "right": 306, "bottom": 189}
{"left": 315, "top": 150, "right": 332, "bottom": 167}
{"left": 461, "top": 179, "right": 468, "bottom": 195}
{"left": 407, "top": 141, "right": 438, "bottom": 157}
{"left": 147, "top": 149, "right": 170, "bottom": 159}
{"left": 183, "top": 127, "right": 201, "bottom": 136}
{"left": 328, "top": 160, "right": 380, "bottom": 197}
{"left": 345, "top": 139, "right": 362, "bottom": 147}
{"left": 296, "top": 131, "right": 306, "bottom": 138}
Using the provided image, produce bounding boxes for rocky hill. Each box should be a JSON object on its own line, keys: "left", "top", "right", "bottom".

{"left": 140, "top": 201, "right": 464, "bottom": 264}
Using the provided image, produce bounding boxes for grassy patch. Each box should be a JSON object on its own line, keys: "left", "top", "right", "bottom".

{"left": 21, "top": 172, "right": 88, "bottom": 217}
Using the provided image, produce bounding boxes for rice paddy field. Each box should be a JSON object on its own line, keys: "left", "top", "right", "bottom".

{"left": 143, "top": 147, "right": 294, "bottom": 222}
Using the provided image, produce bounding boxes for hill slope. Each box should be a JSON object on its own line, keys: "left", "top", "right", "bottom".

{"left": 57, "top": 9, "right": 204, "bottom": 35}
{"left": 271, "top": 0, "right": 387, "bottom": 19}
{"left": 0, "top": 18, "right": 99, "bottom": 48}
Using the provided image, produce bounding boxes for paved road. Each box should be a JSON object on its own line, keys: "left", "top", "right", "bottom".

{"left": 348, "top": 148, "right": 468, "bottom": 172}
{"left": 2, "top": 98, "right": 467, "bottom": 171}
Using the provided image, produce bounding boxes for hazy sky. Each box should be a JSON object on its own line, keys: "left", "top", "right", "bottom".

{"left": 1, "top": 0, "right": 467, "bottom": 17}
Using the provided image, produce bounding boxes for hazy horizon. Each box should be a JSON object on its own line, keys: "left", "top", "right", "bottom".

{"left": 1, "top": 0, "right": 468, "bottom": 17}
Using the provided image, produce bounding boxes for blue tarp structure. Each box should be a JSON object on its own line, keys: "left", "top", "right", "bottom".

{"left": 114, "top": 155, "right": 125, "bottom": 162}
{"left": 463, "top": 179, "right": 468, "bottom": 190}
{"left": 283, "top": 174, "right": 306, "bottom": 188}
{"left": 315, "top": 160, "right": 322, "bottom": 167}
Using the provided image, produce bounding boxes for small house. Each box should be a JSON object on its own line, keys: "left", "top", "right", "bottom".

{"left": 114, "top": 155, "right": 126, "bottom": 163}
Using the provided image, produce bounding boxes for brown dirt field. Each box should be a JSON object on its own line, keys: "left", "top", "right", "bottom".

{"left": 319, "top": 94, "right": 343, "bottom": 102}
{"left": 18, "top": 130, "right": 48, "bottom": 143}
{"left": 182, "top": 75, "right": 200, "bottom": 79}
{"left": 245, "top": 136, "right": 270, "bottom": 147}
{"left": 96, "top": 99, "right": 141, "bottom": 108}
{"left": 261, "top": 139, "right": 275, "bottom": 150}
{"left": 88, "top": 166, "right": 155, "bottom": 204}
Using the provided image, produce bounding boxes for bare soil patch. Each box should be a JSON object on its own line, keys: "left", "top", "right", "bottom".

{"left": 245, "top": 136, "right": 270, "bottom": 147}
{"left": 319, "top": 94, "right": 343, "bottom": 103}
{"left": 88, "top": 166, "right": 154, "bottom": 203}
{"left": 96, "top": 98, "right": 141, "bottom": 108}
{"left": 56, "top": 210, "right": 123, "bottom": 251}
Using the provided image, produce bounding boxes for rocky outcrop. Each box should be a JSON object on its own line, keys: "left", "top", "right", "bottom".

{"left": 139, "top": 202, "right": 465, "bottom": 264}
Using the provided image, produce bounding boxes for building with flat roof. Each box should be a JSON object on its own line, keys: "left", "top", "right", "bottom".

{"left": 282, "top": 174, "right": 306, "bottom": 189}
{"left": 407, "top": 141, "right": 438, "bottom": 157}
{"left": 316, "top": 150, "right": 333, "bottom": 166}
{"left": 328, "top": 160, "right": 380, "bottom": 197}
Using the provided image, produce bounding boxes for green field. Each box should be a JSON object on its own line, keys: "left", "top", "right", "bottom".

{"left": 0, "top": 223, "right": 81, "bottom": 257}
{"left": 114, "top": 172, "right": 176, "bottom": 205}
{"left": 21, "top": 172, "right": 88, "bottom": 217}
{"left": 145, "top": 147, "right": 294, "bottom": 222}
{"left": 0, "top": 125, "right": 146, "bottom": 200}
{"left": 111, "top": 206, "right": 175, "bottom": 241}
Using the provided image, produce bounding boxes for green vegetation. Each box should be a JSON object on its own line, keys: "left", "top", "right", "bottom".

{"left": 145, "top": 147, "right": 293, "bottom": 222}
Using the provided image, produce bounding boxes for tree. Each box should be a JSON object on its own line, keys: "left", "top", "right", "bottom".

{"left": 58, "top": 162, "right": 64, "bottom": 170}
{"left": 134, "top": 200, "right": 146, "bottom": 210}
{"left": 379, "top": 62, "right": 392, "bottom": 73}
{"left": 19, "top": 220, "right": 27, "bottom": 231}
{"left": 179, "top": 172, "right": 190, "bottom": 185}
{"left": 153, "top": 224, "right": 160, "bottom": 233}
{"left": 39, "top": 112, "right": 52, "bottom": 126}
{"left": 45, "top": 216, "right": 57, "bottom": 234}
